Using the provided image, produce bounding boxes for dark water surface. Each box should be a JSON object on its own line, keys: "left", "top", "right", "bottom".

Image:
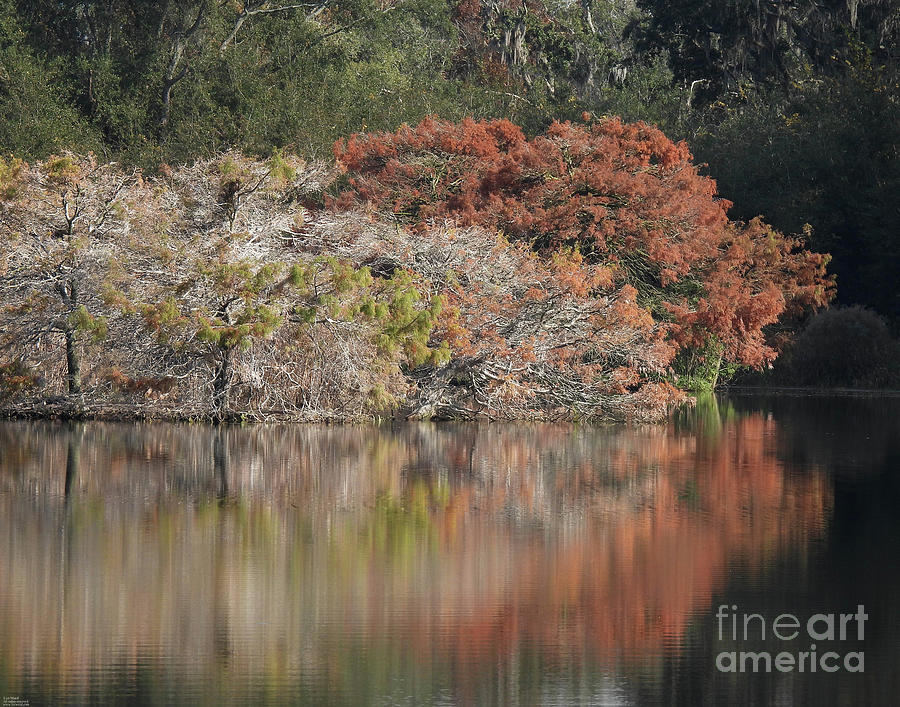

{"left": 1, "top": 394, "right": 898, "bottom": 705}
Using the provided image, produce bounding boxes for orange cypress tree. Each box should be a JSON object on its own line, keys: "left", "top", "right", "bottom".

{"left": 334, "top": 116, "right": 834, "bottom": 372}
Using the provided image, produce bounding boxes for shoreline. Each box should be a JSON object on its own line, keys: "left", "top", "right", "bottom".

{"left": 6, "top": 385, "right": 900, "bottom": 425}
{"left": 0, "top": 400, "right": 366, "bottom": 424}
{"left": 723, "top": 385, "right": 900, "bottom": 398}
{"left": 0, "top": 398, "right": 625, "bottom": 424}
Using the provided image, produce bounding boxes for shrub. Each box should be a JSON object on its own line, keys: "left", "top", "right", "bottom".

{"left": 773, "top": 306, "right": 900, "bottom": 388}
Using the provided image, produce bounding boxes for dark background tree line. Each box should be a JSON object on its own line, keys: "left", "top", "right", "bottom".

{"left": 1, "top": 0, "right": 898, "bottom": 386}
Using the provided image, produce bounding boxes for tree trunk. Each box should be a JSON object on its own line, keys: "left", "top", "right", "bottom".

{"left": 65, "top": 328, "right": 81, "bottom": 395}
{"left": 159, "top": 43, "right": 186, "bottom": 127}
{"left": 158, "top": 0, "right": 207, "bottom": 127}
{"left": 709, "top": 350, "right": 724, "bottom": 390}
{"left": 212, "top": 348, "right": 233, "bottom": 423}
{"left": 64, "top": 424, "right": 81, "bottom": 499}
{"left": 214, "top": 428, "right": 229, "bottom": 502}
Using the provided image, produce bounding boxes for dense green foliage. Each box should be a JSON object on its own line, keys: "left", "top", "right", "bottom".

{"left": 631, "top": 0, "right": 898, "bottom": 95}
{"left": 1, "top": 0, "right": 551, "bottom": 162}
{"left": 691, "top": 59, "right": 900, "bottom": 328}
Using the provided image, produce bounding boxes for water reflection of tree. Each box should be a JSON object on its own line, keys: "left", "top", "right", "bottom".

{"left": 56, "top": 422, "right": 80, "bottom": 697}
{"left": 0, "top": 413, "right": 832, "bottom": 703}
{"left": 727, "top": 393, "right": 900, "bottom": 477}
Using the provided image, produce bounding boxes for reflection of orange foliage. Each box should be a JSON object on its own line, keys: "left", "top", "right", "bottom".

{"left": 0, "top": 413, "right": 830, "bottom": 700}
{"left": 356, "top": 416, "right": 831, "bottom": 675}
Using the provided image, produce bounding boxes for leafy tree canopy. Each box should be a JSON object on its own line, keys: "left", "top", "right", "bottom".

{"left": 334, "top": 116, "right": 834, "bottom": 369}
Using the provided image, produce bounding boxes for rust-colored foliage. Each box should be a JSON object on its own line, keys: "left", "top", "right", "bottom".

{"left": 334, "top": 116, "right": 834, "bottom": 367}
{"left": 103, "top": 368, "right": 177, "bottom": 399}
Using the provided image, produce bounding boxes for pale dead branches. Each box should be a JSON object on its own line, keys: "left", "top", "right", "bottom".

{"left": 298, "top": 211, "right": 682, "bottom": 421}
{"left": 2, "top": 153, "right": 683, "bottom": 422}
{"left": 0, "top": 154, "right": 143, "bottom": 396}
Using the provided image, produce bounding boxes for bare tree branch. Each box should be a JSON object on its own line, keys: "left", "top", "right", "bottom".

{"left": 219, "top": 1, "right": 328, "bottom": 53}
{"left": 160, "top": 0, "right": 209, "bottom": 127}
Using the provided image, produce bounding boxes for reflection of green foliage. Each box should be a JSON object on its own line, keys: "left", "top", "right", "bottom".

{"left": 366, "top": 482, "right": 437, "bottom": 558}
{"left": 692, "top": 392, "right": 722, "bottom": 438}
{"left": 673, "top": 391, "right": 737, "bottom": 439}
{"left": 678, "top": 478, "right": 701, "bottom": 508}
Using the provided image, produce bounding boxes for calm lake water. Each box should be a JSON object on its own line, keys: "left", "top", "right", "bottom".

{"left": 1, "top": 394, "right": 898, "bottom": 706}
